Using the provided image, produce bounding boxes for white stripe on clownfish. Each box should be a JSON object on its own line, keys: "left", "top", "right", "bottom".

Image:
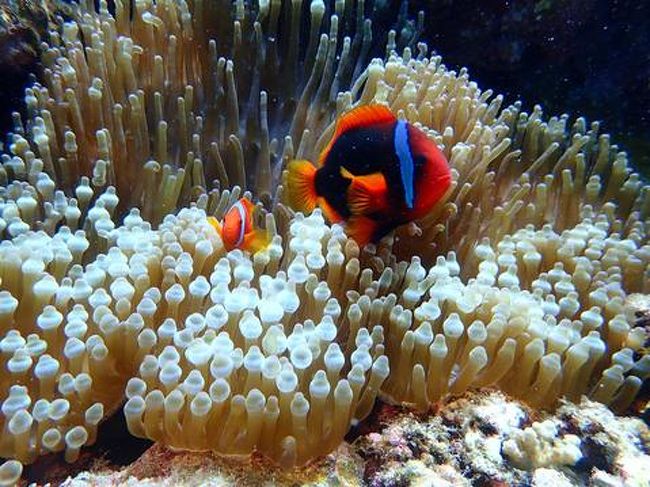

{"left": 234, "top": 200, "right": 247, "bottom": 247}
{"left": 394, "top": 119, "right": 414, "bottom": 209}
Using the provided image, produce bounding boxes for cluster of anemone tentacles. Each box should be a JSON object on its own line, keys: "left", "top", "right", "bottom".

{"left": 0, "top": 0, "right": 649, "bottom": 483}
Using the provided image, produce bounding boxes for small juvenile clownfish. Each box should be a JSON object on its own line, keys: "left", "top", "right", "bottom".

{"left": 208, "top": 198, "right": 271, "bottom": 253}
{"left": 286, "top": 104, "right": 452, "bottom": 245}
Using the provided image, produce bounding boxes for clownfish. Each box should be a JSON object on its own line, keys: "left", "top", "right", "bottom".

{"left": 208, "top": 198, "right": 271, "bottom": 253}
{"left": 286, "top": 104, "right": 452, "bottom": 245}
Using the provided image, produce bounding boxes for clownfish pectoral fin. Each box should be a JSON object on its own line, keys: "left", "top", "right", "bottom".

{"left": 208, "top": 216, "right": 223, "bottom": 236}
{"left": 345, "top": 215, "right": 380, "bottom": 247}
{"left": 319, "top": 104, "right": 396, "bottom": 165}
{"left": 340, "top": 167, "right": 389, "bottom": 215}
{"left": 242, "top": 229, "right": 271, "bottom": 254}
{"left": 286, "top": 160, "right": 318, "bottom": 214}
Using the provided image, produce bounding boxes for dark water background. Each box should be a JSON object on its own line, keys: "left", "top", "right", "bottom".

{"left": 1, "top": 0, "right": 648, "bottom": 177}
{"left": 415, "top": 0, "right": 650, "bottom": 178}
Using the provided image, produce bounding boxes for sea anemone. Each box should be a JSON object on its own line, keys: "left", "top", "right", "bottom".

{"left": 0, "top": 0, "right": 648, "bottom": 480}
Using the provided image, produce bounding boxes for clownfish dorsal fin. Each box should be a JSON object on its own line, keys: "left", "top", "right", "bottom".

{"left": 335, "top": 104, "right": 396, "bottom": 135}
{"left": 340, "top": 166, "right": 389, "bottom": 215}
{"left": 318, "top": 104, "right": 396, "bottom": 166}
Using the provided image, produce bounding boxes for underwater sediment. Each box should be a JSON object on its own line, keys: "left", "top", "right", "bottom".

{"left": 0, "top": 0, "right": 648, "bottom": 485}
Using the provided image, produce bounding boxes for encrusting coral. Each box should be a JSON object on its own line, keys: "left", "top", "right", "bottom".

{"left": 356, "top": 391, "right": 650, "bottom": 486}
{"left": 502, "top": 419, "right": 583, "bottom": 470}
{"left": 0, "top": 0, "right": 648, "bottom": 481}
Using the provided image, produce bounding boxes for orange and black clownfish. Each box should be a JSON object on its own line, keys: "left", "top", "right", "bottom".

{"left": 286, "top": 104, "right": 452, "bottom": 245}
{"left": 208, "top": 198, "right": 271, "bottom": 253}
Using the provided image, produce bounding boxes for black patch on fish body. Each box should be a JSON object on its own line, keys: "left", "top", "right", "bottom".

{"left": 314, "top": 121, "right": 428, "bottom": 222}
{"left": 314, "top": 166, "right": 353, "bottom": 219}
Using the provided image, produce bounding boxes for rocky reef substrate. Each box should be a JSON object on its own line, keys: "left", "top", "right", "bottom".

{"left": 43, "top": 389, "right": 649, "bottom": 487}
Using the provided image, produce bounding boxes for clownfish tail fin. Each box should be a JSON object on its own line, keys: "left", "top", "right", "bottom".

{"left": 243, "top": 229, "right": 272, "bottom": 254}
{"left": 286, "top": 160, "right": 318, "bottom": 214}
{"left": 208, "top": 216, "right": 223, "bottom": 237}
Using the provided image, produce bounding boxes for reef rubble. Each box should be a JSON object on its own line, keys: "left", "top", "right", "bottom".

{"left": 54, "top": 389, "right": 649, "bottom": 487}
